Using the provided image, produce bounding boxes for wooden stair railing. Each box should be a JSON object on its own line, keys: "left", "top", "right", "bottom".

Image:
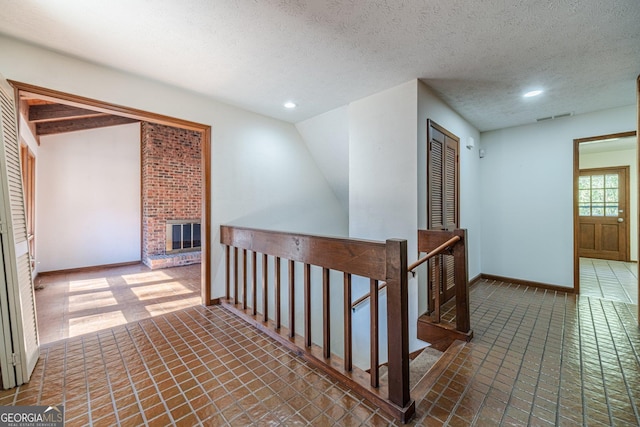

{"left": 408, "top": 235, "right": 461, "bottom": 273}
{"left": 351, "top": 234, "right": 460, "bottom": 312}
{"left": 416, "top": 229, "right": 473, "bottom": 351}
{"left": 351, "top": 282, "right": 387, "bottom": 311}
{"left": 220, "top": 225, "right": 415, "bottom": 423}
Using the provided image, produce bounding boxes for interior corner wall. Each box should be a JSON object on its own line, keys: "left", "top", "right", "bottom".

{"left": 480, "top": 105, "right": 637, "bottom": 287}
{"left": 0, "top": 35, "right": 346, "bottom": 295}
{"left": 349, "top": 80, "right": 419, "bottom": 245}
{"left": 36, "top": 123, "right": 141, "bottom": 272}
{"left": 417, "top": 81, "right": 482, "bottom": 315}
{"left": 348, "top": 80, "right": 421, "bottom": 364}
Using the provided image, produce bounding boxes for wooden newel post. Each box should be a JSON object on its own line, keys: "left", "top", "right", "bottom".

{"left": 453, "top": 229, "right": 470, "bottom": 333}
{"left": 385, "top": 239, "right": 415, "bottom": 421}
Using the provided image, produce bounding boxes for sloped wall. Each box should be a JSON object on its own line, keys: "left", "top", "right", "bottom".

{"left": 295, "top": 106, "right": 349, "bottom": 215}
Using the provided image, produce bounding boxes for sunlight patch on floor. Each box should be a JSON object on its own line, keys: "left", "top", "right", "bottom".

{"left": 67, "top": 290, "right": 118, "bottom": 312}
{"left": 67, "top": 277, "right": 110, "bottom": 292}
{"left": 122, "top": 271, "right": 172, "bottom": 285}
{"left": 68, "top": 311, "right": 128, "bottom": 337}
{"left": 146, "top": 297, "right": 201, "bottom": 316}
{"left": 130, "top": 280, "right": 194, "bottom": 300}
{"left": 35, "top": 263, "right": 201, "bottom": 344}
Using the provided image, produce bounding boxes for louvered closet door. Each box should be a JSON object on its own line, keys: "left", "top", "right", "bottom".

{"left": 0, "top": 75, "right": 39, "bottom": 388}
{"left": 427, "top": 120, "right": 459, "bottom": 310}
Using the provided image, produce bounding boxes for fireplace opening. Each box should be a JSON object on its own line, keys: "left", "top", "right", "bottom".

{"left": 166, "top": 220, "right": 201, "bottom": 253}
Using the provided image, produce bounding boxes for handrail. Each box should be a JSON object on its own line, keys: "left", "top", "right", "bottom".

{"left": 351, "top": 234, "right": 461, "bottom": 312}
{"left": 408, "top": 235, "right": 461, "bottom": 272}
{"left": 351, "top": 282, "right": 387, "bottom": 311}
{"left": 417, "top": 228, "right": 471, "bottom": 334}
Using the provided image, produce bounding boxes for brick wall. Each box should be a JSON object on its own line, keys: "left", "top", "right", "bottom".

{"left": 141, "top": 122, "right": 202, "bottom": 268}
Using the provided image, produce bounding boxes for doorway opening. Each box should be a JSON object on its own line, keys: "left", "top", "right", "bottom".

{"left": 10, "top": 81, "right": 212, "bottom": 343}
{"left": 574, "top": 131, "right": 638, "bottom": 305}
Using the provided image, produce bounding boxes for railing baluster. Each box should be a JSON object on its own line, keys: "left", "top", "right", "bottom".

{"left": 344, "top": 273, "right": 352, "bottom": 371}
{"left": 434, "top": 256, "right": 441, "bottom": 323}
{"left": 219, "top": 226, "right": 419, "bottom": 422}
{"left": 385, "top": 239, "right": 411, "bottom": 411}
{"left": 242, "top": 249, "right": 247, "bottom": 310}
{"left": 323, "top": 267, "right": 330, "bottom": 359}
{"left": 453, "top": 229, "right": 470, "bottom": 333}
{"left": 252, "top": 251, "right": 257, "bottom": 316}
{"left": 225, "top": 245, "right": 230, "bottom": 299}
{"left": 275, "top": 256, "right": 281, "bottom": 329}
{"left": 233, "top": 247, "right": 239, "bottom": 304}
{"left": 370, "top": 278, "right": 379, "bottom": 388}
{"left": 288, "top": 259, "right": 295, "bottom": 338}
{"left": 262, "top": 253, "right": 268, "bottom": 322}
{"left": 304, "top": 263, "right": 311, "bottom": 347}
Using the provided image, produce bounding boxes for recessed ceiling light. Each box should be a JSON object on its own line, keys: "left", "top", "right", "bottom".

{"left": 523, "top": 90, "right": 543, "bottom": 98}
{"left": 284, "top": 102, "right": 297, "bottom": 109}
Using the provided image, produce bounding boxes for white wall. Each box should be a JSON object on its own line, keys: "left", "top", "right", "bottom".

{"left": 0, "top": 35, "right": 347, "bottom": 295}
{"left": 19, "top": 115, "right": 38, "bottom": 157}
{"left": 295, "top": 106, "right": 349, "bottom": 215}
{"left": 417, "top": 81, "right": 482, "bottom": 314}
{"left": 344, "top": 80, "right": 484, "bottom": 367}
{"left": 580, "top": 147, "right": 638, "bottom": 261}
{"left": 349, "top": 80, "right": 419, "bottom": 245}
{"left": 349, "top": 80, "right": 421, "bottom": 365}
{"left": 480, "top": 105, "right": 637, "bottom": 287}
{"left": 37, "top": 123, "right": 141, "bottom": 271}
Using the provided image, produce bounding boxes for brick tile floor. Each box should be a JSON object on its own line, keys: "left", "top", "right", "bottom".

{"left": 427, "top": 279, "right": 639, "bottom": 426}
{"left": 34, "top": 264, "right": 201, "bottom": 344}
{"left": 580, "top": 257, "right": 637, "bottom": 304}
{"left": 1, "top": 305, "right": 390, "bottom": 426}
{"left": 1, "top": 277, "right": 638, "bottom": 426}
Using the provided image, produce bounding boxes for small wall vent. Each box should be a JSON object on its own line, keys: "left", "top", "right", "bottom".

{"left": 536, "top": 112, "right": 573, "bottom": 122}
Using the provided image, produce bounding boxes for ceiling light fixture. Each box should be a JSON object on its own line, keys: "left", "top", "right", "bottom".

{"left": 284, "top": 102, "right": 297, "bottom": 109}
{"left": 523, "top": 90, "right": 543, "bottom": 98}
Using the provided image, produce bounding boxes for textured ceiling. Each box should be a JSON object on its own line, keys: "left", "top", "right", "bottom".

{"left": 0, "top": 0, "right": 638, "bottom": 131}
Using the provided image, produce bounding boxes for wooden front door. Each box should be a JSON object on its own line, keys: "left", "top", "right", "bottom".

{"left": 427, "top": 120, "right": 459, "bottom": 309}
{"left": 578, "top": 167, "right": 629, "bottom": 261}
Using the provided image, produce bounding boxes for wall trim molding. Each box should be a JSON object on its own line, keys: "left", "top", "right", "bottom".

{"left": 37, "top": 260, "right": 142, "bottom": 277}
{"left": 480, "top": 274, "right": 575, "bottom": 294}
{"left": 469, "top": 274, "right": 482, "bottom": 286}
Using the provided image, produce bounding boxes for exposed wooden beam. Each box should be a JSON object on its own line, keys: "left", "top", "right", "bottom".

{"left": 12, "top": 80, "right": 207, "bottom": 132}
{"left": 28, "top": 103, "right": 105, "bottom": 123}
{"left": 36, "top": 115, "right": 138, "bottom": 136}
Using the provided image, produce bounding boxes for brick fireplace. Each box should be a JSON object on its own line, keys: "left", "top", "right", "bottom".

{"left": 141, "top": 122, "right": 202, "bottom": 269}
